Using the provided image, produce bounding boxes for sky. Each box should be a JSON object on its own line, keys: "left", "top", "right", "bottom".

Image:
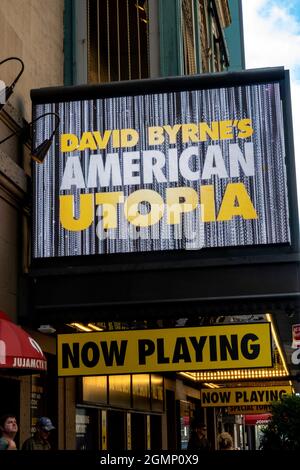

{"left": 242, "top": 0, "right": 300, "bottom": 192}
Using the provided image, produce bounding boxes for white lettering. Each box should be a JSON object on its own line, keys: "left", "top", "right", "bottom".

{"left": 59, "top": 144, "right": 254, "bottom": 191}
{"left": 60, "top": 156, "right": 85, "bottom": 190}
{"left": 142, "top": 150, "right": 166, "bottom": 184}
{"left": 229, "top": 142, "right": 254, "bottom": 177}
{"left": 87, "top": 153, "right": 122, "bottom": 188}
{"left": 123, "top": 151, "right": 141, "bottom": 185}
{"left": 201, "top": 145, "right": 228, "bottom": 179}
{"left": 179, "top": 147, "right": 200, "bottom": 181}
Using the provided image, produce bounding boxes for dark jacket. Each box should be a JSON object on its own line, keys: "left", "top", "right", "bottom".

{"left": 187, "top": 432, "right": 210, "bottom": 451}
{"left": 22, "top": 434, "right": 51, "bottom": 451}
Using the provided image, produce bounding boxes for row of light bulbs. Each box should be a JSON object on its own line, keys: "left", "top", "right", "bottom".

{"left": 180, "top": 368, "right": 288, "bottom": 382}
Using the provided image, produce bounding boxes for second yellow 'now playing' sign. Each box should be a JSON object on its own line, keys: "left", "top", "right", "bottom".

{"left": 57, "top": 323, "right": 272, "bottom": 376}
{"left": 201, "top": 385, "right": 292, "bottom": 407}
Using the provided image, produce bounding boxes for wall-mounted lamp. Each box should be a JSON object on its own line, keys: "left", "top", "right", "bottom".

{"left": 0, "top": 112, "right": 60, "bottom": 164}
{"left": 0, "top": 57, "right": 25, "bottom": 111}
{"left": 31, "top": 112, "right": 60, "bottom": 164}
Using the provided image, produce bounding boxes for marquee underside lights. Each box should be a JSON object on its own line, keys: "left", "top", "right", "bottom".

{"left": 180, "top": 368, "right": 288, "bottom": 382}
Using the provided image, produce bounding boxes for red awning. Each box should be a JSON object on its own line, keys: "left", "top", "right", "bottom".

{"left": 244, "top": 414, "right": 271, "bottom": 426}
{"left": 0, "top": 311, "right": 47, "bottom": 371}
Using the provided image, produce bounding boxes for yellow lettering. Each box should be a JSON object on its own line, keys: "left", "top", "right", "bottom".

{"left": 78, "top": 132, "right": 97, "bottom": 151}
{"left": 124, "top": 190, "right": 164, "bottom": 227}
{"left": 181, "top": 124, "right": 199, "bottom": 143}
{"left": 60, "top": 133, "right": 79, "bottom": 152}
{"left": 148, "top": 126, "right": 164, "bottom": 145}
{"left": 238, "top": 119, "right": 254, "bottom": 138}
{"left": 93, "top": 130, "right": 112, "bottom": 149}
{"left": 217, "top": 183, "right": 258, "bottom": 221}
{"left": 199, "top": 122, "right": 219, "bottom": 141}
{"left": 120, "top": 129, "right": 139, "bottom": 148}
{"left": 163, "top": 125, "right": 181, "bottom": 144}
{"left": 95, "top": 192, "right": 124, "bottom": 229}
{"left": 166, "top": 187, "right": 198, "bottom": 224}
{"left": 112, "top": 129, "right": 120, "bottom": 148}
{"left": 200, "top": 185, "right": 216, "bottom": 222}
{"left": 60, "top": 194, "right": 94, "bottom": 230}
{"left": 219, "top": 120, "right": 233, "bottom": 140}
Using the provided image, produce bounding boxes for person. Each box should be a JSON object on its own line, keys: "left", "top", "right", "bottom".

{"left": 0, "top": 414, "right": 18, "bottom": 450}
{"left": 218, "top": 431, "right": 234, "bottom": 450}
{"left": 187, "top": 419, "right": 210, "bottom": 451}
{"left": 22, "top": 416, "right": 55, "bottom": 450}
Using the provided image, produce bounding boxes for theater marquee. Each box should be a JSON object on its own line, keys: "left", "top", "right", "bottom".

{"left": 32, "top": 69, "right": 292, "bottom": 258}
{"left": 57, "top": 323, "right": 272, "bottom": 376}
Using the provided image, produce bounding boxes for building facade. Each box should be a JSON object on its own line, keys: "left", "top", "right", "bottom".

{"left": 0, "top": 0, "right": 64, "bottom": 448}
{"left": 1, "top": 0, "right": 299, "bottom": 453}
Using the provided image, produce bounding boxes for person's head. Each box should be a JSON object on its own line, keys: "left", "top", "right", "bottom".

{"left": 218, "top": 432, "right": 233, "bottom": 450}
{"left": 192, "top": 420, "right": 207, "bottom": 438}
{"left": 0, "top": 414, "right": 18, "bottom": 438}
{"left": 35, "top": 417, "right": 55, "bottom": 442}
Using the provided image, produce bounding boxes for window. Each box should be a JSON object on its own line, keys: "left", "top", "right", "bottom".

{"left": 182, "top": 0, "right": 197, "bottom": 75}
{"left": 87, "top": 0, "right": 149, "bottom": 83}
{"left": 199, "top": 0, "right": 211, "bottom": 72}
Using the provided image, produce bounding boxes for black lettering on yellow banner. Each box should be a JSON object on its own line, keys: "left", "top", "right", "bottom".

{"left": 201, "top": 386, "right": 293, "bottom": 408}
{"left": 227, "top": 404, "right": 273, "bottom": 415}
{"left": 57, "top": 323, "right": 272, "bottom": 376}
{"left": 62, "top": 340, "right": 128, "bottom": 368}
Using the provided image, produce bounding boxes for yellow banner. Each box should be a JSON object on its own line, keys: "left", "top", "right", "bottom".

{"left": 227, "top": 404, "right": 273, "bottom": 415}
{"left": 57, "top": 323, "right": 272, "bottom": 376}
{"left": 201, "top": 386, "right": 292, "bottom": 407}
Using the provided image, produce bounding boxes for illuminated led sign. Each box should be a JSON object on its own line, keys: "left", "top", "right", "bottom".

{"left": 32, "top": 71, "right": 291, "bottom": 258}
